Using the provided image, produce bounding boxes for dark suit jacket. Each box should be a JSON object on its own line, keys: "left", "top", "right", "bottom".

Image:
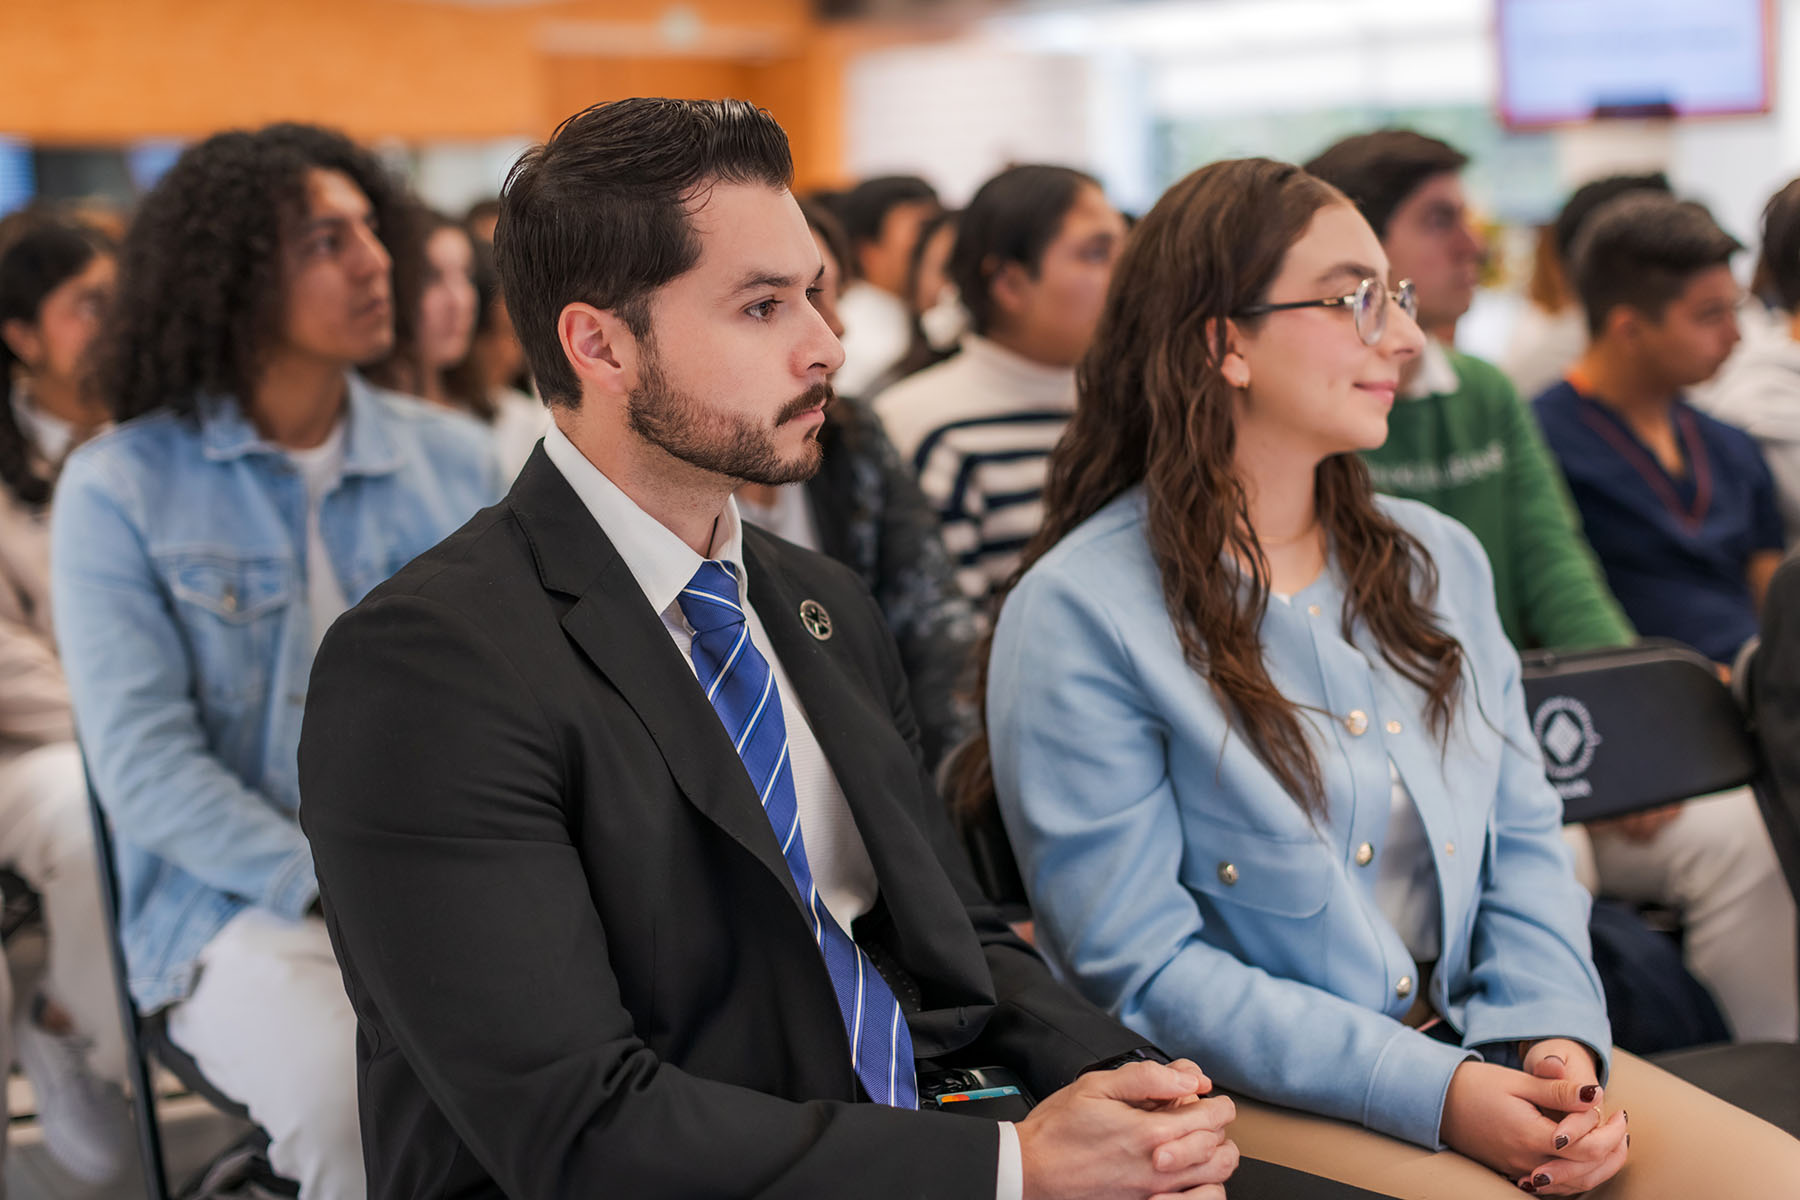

{"left": 1752, "top": 550, "right": 1800, "bottom": 884}
{"left": 297, "top": 448, "right": 1145, "bottom": 1198}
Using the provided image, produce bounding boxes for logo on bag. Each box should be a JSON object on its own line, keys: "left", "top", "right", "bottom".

{"left": 1532, "top": 695, "right": 1600, "bottom": 797}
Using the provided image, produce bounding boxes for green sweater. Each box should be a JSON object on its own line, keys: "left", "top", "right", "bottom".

{"left": 1361, "top": 349, "right": 1634, "bottom": 652}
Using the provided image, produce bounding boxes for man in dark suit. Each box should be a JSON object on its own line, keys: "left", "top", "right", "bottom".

{"left": 299, "top": 97, "right": 1369, "bottom": 1200}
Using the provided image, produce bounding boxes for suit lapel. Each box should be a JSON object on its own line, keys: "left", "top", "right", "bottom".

{"left": 743, "top": 533, "right": 994, "bottom": 1034}
{"left": 508, "top": 451, "right": 805, "bottom": 913}
{"left": 509, "top": 452, "right": 991, "bottom": 1049}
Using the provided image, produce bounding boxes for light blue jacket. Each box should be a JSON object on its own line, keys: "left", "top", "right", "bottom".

{"left": 987, "top": 487, "right": 1609, "bottom": 1150}
{"left": 51, "top": 374, "right": 501, "bottom": 1011}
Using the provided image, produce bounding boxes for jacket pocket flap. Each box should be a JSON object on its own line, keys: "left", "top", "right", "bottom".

{"left": 166, "top": 554, "right": 292, "bottom": 623}
{"left": 1182, "top": 826, "right": 1332, "bottom": 918}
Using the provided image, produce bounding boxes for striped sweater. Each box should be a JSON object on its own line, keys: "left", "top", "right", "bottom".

{"left": 873, "top": 336, "right": 1075, "bottom": 602}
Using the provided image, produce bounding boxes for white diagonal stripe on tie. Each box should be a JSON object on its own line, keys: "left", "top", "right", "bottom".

{"left": 706, "top": 625, "right": 749, "bottom": 702}
{"left": 679, "top": 585, "right": 744, "bottom": 616}
{"left": 734, "top": 670, "right": 776, "bottom": 754}
{"left": 851, "top": 952, "right": 865, "bottom": 1069}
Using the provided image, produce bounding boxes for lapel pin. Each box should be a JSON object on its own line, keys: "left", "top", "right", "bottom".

{"left": 799, "top": 599, "right": 832, "bottom": 641}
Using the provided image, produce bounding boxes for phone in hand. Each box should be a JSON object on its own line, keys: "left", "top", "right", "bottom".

{"left": 916, "top": 1066, "right": 1035, "bottom": 1121}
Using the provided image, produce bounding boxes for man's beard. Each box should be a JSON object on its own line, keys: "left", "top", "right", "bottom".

{"left": 626, "top": 349, "right": 830, "bottom": 487}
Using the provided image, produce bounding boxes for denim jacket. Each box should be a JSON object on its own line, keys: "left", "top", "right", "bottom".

{"left": 987, "top": 488, "right": 1609, "bottom": 1150}
{"left": 51, "top": 374, "right": 501, "bottom": 1011}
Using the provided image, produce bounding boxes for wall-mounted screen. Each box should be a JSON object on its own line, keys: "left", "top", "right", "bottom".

{"left": 1498, "top": 0, "right": 1770, "bottom": 128}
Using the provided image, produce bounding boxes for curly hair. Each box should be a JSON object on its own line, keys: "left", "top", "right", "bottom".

{"left": 101, "top": 122, "right": 424, "bottom": 422}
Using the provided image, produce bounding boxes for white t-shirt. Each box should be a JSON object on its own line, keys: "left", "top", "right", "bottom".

{"left": 286, "top": 422, "right": 349, "bottom": 651}
{"left": 490, "top": 386, "right": 550, "bottom": 484}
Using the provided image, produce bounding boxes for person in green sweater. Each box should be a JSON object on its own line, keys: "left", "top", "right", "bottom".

{"left": 1305, "top": 130, "right": 1633, "bottom": 652}
{"left": 1307, "top": 130, "right": 1797, "bottom": 1045}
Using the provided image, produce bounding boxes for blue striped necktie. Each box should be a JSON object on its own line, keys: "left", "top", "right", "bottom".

{"left": 676, "top": 559, "right": 917, "bottom": 1108}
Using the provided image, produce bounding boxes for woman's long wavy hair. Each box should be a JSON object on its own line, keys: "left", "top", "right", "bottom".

{"left": 954, "top": 157, "right": 1465, "bottom": 822}
{"left": 101, "top": 123, "right": 424, "bottom": 423}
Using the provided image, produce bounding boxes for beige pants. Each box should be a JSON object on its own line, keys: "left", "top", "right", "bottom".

{"left": 1227, "top": 1050, "right": 1800, "bottom": 1199}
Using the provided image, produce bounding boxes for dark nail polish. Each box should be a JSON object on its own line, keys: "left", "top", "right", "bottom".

{"left": 1534, "top": 1174, "right": 1553, "bottom": 1188}
{"left": 1623, "top": 1109, "right": 1629, "bottom": 1123}
{"left": 1627, "top": 1133, "right": 1632, "bottom": 1148}
{"left": 1579, "top": 1084, "right": 1599, "bottom": 1103}
{"left": 1554, "top": 1133, "right": 1569, "bottom": 1150}
{"left": 1519, "top": 1183, "right": 1536, "bottom": 1194}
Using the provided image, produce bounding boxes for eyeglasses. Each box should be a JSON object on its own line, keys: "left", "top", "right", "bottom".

{"left": 1235, "top": 278, "right": 1418, "bottom": 347}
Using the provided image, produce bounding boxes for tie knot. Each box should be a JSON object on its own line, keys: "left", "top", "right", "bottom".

{"left": 677, "top": 560, "right": 746, "bottom": 635}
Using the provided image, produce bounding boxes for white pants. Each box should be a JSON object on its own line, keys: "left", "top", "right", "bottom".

{"left": 1578, "top": 788, "right": 1799, "bottom": 1041}
{"left": 165, "top": 910, "right": 364, "bottom": 1200}
{"left": 0, "top": 741, "right": 125, "bottom": 1082}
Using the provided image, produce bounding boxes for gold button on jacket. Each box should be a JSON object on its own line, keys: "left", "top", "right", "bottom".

{"left": 1354, "top": 842, "right": 1374, "bottom": 867}
{"left": 1217, "top": 862, "right": 1239, "bottom": 886}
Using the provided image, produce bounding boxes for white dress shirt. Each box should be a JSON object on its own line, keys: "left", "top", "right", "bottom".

{"left": 542, "top": 422, "right": 1021, "bottom": 1198}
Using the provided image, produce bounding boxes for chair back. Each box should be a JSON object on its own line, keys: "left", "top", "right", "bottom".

{"left": 82, "top": 755, "right": 173, "bottom": 1200}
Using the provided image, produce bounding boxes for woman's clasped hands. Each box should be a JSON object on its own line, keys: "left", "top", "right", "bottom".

{"left": 1440, "top": 1037, "right": 1629, "bottom": 1194}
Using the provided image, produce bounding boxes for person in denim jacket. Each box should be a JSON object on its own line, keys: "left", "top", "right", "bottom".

{"left": 50, "top": 125, "right": 500, "bottom": 1199}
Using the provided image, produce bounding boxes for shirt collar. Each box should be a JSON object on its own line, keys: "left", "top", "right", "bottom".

{"left": 541, "top": 419, "right": 747, "bottom": 619}
{"left": 198, "top": 371, "right": 401, "bottom": 475}
{"left": 9, "top": 381, "right": 76, "bottom": 464}
{"left": 1401, "top": 338, "right": 1460, "bottom": 401}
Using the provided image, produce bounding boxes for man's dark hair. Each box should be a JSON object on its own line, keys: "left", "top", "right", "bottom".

{"left": 1571, "top": 193, "right": 1742, "bottom": 338}
{"left": 495, "top": 98, "right": 793, "bottom": 408}
{"left": 102, "top": 122, "right": 423, "bottom": 423}
{"left": 1553, "top": 172, "right": 1672, "bottom": 264}
{"left": 950, "top": 164, "right": 1099, "bottom": 338}
{"left": 839, "top": 175, "right": 940, "bottom": 253}
{"left": 1758, "top": 177, "right": 1800, "bottom": 311}
{"left": 1303, "top": 129, "right": 1469, "bottom": 239}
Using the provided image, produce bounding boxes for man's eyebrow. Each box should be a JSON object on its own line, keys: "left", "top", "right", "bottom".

{"left": 728, "top": 269, "right": 808, "bottom": 294}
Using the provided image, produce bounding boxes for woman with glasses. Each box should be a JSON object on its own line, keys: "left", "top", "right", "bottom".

{"left": 959, "top": 158, "right": 1800, "bottom": 1197}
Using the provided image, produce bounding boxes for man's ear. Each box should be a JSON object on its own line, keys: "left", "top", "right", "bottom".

{"left": 1603, "top": 304, "right": 1643, "bottom": 345}
{"left": 557, "top": 302, "right": 640, "bottom": 402}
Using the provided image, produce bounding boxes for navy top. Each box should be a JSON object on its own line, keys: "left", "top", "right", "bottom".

{"left": 1533, "top": 379, "right": 1784, "bottom": 663}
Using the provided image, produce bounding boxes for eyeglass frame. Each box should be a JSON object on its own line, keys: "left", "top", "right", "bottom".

{"left": 1234, "top": 277, "right": 1418, "bottom": 347}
